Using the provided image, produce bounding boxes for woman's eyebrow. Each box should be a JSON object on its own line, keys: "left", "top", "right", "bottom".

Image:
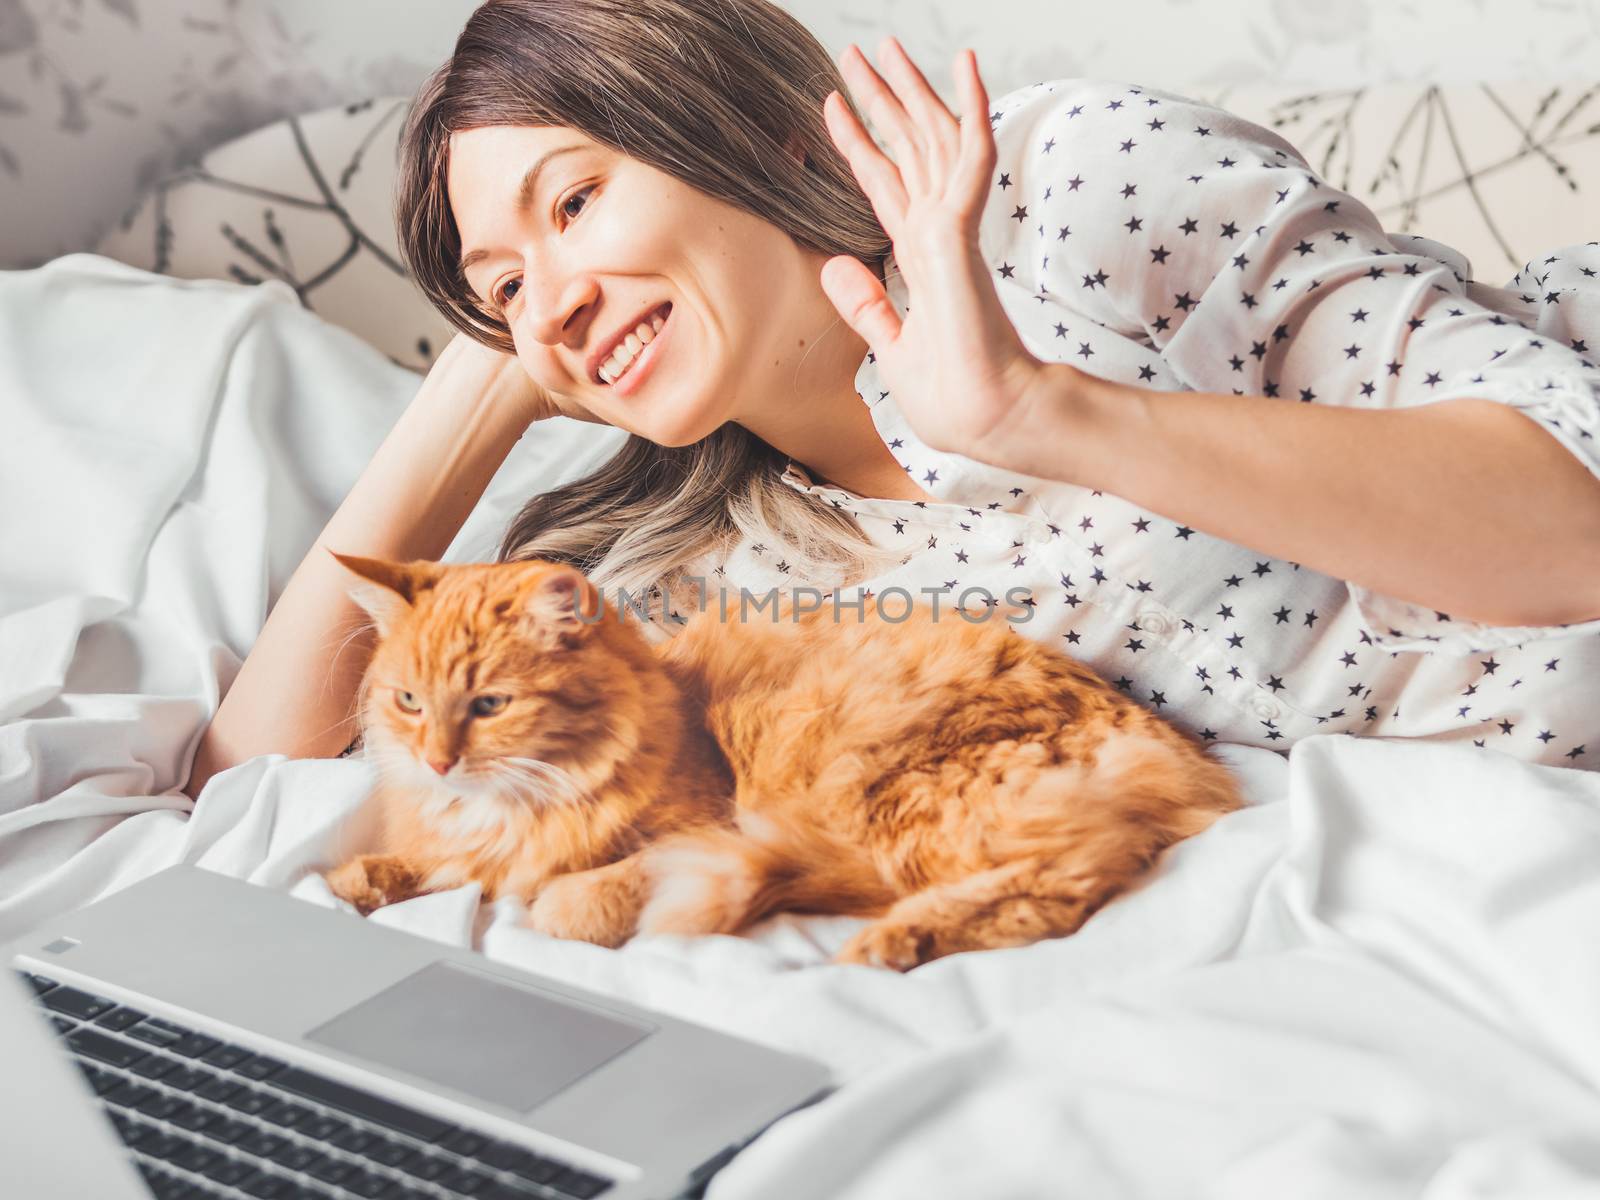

{"left": 459, "top": 143, "right": 587, "bottom": 274}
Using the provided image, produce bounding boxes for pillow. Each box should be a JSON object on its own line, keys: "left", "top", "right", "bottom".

{"left": 97, "top": 84, "right": 1600, "bottom": 372}
{"left": 1198, "top": 80, "right": 1600, "bottom": 286}
{"left": 96, "top": 97, "right": 454, "bottom": 374}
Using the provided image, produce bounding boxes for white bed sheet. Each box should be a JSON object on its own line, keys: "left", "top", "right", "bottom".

{"left": 4, "top": 255, "right": 1600, "bottom": 1199}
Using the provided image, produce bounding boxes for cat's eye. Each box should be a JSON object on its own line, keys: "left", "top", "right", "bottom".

{"left": 471, "top": 694, "right": 510, "bottom": 718}
{"left": 394, "top": 690, "right": 422, "bottom": 714}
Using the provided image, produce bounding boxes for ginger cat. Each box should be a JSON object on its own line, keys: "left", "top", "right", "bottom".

{"left": 323, "top": 553, "right": 1243, "bottom": 971}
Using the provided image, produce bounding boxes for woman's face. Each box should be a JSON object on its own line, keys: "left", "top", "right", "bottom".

{"left": 447, "top": 124, "right": 846, "bottom": 447}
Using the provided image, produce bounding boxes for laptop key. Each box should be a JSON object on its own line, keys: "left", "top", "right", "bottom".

{"left": 200, "top": 1041, "right": 253, "bottom": 1070}
{"left": 169, "top": 1100, "right": 219, "bottom": 1132}
{"left": 157, "top": 1177, "right": 212, "bottom": 1200}
{"left": 548, "top": 1168, "right": 614, "bottom": 1199}
{"left": 364, "top": 1138, "right": 418, "bottom": 1169}
{"left": 126, "top": 1017, "right": 188, "bottom": 1048}
{"left": 509, "top": 1155, "right": 564, "bottom": 1186}
{"left": 50, "top": 1015, "right": 76, "bottom": 1034}
{"left": 162, "top": 1064, "right": 212, "bottom": 1093}
{"left": 401, "top": 1152, "right": 453, "bottom": 1181}
{"left": 41, "top": 985, "right": 117, "bottom": 1020}
{"left": 96, "top": 1005, "right": 147, "bottom": 1032}
{"left": 136, "top": 1129, "right": 189, "bottom": 1161}
{"left": 233, "top": 1054, "right": 287, "bottom": 1081}
{"left": 437, "top": 1163, "right": 494, "bottom": 1194}
{"left": 106, "top": 1080, "right": 159, "bottom": 1109}
{"left": 478, "top": 1182, "right": 545, "bottom": 1200}
{"left": 144, "top": 1168, "right": 197, "bottom": 1200}
{"left": 131, "top": 1052, "right": 179, "bottom": 1080}
{"left": 195, "top": 1073, "right": 242, "bottom": 1102}
{"left": 330, "top": 1125, "right": 378, "bottom": 1153}
{"left": 341, "top": 1170, "right": 396, "bottom": 1198}
{"left": 267, "top": 1141, "right": 320, "bottom": 1172}
{"left": 135, "top": 1092, "right": 187, "bottom": 1121}
{"left": 235, "top": 1129, "right": 288, "bottom": 1158}
{"left": 479, "top": 1140, "right": 535, "bottom": 1171}
{"left": 170, "top": 1031, "right": 222, "bottom": 1058}
{"left": 80, "top": 1063, "right": 122, "bottom": 1096}
{"left": 225, "top": 1088, "right": 275, "bottom": 1117}
{"left": 21, "top": 971, "right": 59, "bottom": 994}
{"left": 201, "top": 1115, "right": 253, "bottom": 1145}
{"left": 67, "top": 1026, "right": 148, "bottom": 1069}
{"left": 109, "top": 1111, "right": 151, "bottom": 1146}
{"left": 170, "top": 1140, "right": 221, "bottom": 1173}
{"left": 440, "top": 1129, "right": 491, "bottom": 1157}
{"left": 272, "top": 1066, "right": 455, "bottom": 1143}
{"left": 202, "top": 1156, "right": 257, "bottom": 1187}
{"left": 260, "top": 1098, "right": 315, "bottom": 1129}
{"left": 300, "top": 1113, "right": 348, "bottom": 1141}
{"left": 303, "top": 1151, "right": 356, "bottom": 1184}
{"left": 240, "top": 1171, "right": 293, "bottom": 1199}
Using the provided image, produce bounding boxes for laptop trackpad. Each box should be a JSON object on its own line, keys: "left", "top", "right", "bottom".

{"left": 306, "top": 960, "right": 654, "bottom": 1113}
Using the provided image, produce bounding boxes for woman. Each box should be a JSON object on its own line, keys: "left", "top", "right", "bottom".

{"left": 186, "top": 0, "right": 1600, "bottom": 800}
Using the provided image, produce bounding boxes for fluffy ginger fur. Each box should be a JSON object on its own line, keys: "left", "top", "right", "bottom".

{"left": 323, "top": 554, "right": 1243, "bottom": 970}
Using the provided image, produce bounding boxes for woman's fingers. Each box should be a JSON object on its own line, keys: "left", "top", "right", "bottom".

{"left": 954, "top": 49, "right": 997, "bottom": 219}
{"left": 838, "top": 42, "right": 930, "bottom": 195}
{"left": 826, "top": 41, "right": 995, "bottom": 247}
{"left": 874, "top": 37, "right": 961, "bottom": 179}
{"left": 819, "top": 254, "right": 903, "bottom": 355}
{"left": 823, "top": 89, "right": 908, "bottom": 237}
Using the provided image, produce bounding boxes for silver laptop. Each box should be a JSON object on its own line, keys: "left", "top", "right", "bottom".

{"left": 1, "top": 865, "right": 833, "bottom": 1200}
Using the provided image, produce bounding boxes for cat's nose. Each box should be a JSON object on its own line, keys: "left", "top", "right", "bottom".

{"left": 429, "top": 757, "right": 456, "bottom": 776}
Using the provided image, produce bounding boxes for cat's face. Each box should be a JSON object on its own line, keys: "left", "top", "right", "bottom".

{"left": 331, "top": 553, "right": 623, "bottom": 814}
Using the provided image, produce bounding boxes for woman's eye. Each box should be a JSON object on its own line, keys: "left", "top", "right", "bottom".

{"left": 395, "top": 691, "right": 421, "bottom": 714}
{"left": 559, "top": 185, "right": 594, "bottom": 223}
{"left": 491, "top": 187, "right": 595, "bottom": 313}
{"left": 471, "top": 695, "right": 509, "bottom": 717}
{"left": 493, "top": 276, "right": 521, "bottom": 310}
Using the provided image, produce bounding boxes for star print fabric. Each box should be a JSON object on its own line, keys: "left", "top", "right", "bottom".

{"left": 674, "top": 79, "right": 1599, "bottom": 771}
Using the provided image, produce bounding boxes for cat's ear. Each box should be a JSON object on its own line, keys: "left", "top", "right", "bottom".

{"left": 523, "top": 566, "right": 601, "bottom": 652}
{"left": 327, "top": 550, "right": 441, "bottom": 637}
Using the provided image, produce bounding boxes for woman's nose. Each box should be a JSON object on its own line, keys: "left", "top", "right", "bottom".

{"left": 521, "top": 266, "right": 597, "bottom": 349}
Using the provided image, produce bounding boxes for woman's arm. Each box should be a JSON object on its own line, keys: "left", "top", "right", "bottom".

{"left": 1004, "top": 367, "right": 1600, "bottom": 629}
{"left": 183, "top": 333, "right": 548, "bottom": 802}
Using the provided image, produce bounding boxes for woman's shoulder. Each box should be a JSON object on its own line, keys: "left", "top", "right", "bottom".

{"left": 984, "top": 76, "right": 1308, "bottom": 178}
{"left": 972, "top": 74, "right": 1317, "bottom": 328}
{"left": 989, "top": 76, "right": 1273, "bottom": 126}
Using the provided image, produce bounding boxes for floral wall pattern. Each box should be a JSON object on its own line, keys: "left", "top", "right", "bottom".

{"left": 2, "top": 0, "right": 1599, "bottom": 271}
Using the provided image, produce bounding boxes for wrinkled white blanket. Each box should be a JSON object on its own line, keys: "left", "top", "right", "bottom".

{"left": 4, "top": 255, "right": 1600, "bottom": 1199}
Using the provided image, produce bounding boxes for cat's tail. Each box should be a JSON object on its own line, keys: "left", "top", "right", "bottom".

{"left": 636, "top": 809, "right": 897, "bottom": 939}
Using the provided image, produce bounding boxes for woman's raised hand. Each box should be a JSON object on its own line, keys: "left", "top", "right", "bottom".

{"left": 820, "top": 39, "right": 1075, "bottom": 467}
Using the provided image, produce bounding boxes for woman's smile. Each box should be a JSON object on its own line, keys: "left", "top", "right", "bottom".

{"left": 599, "top": 302, "right": 673, "bottom": 396}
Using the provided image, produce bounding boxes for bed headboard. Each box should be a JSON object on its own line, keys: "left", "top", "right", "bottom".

{"left": 93, "top": 82, "right": 1600, "bottom": 373}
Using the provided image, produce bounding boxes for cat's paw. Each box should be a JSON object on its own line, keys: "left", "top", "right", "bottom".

{"left": 834, "top": 920, "right": 942, "bottom": 972}
{"left": 527, "top": 872, "right": 634, "bottom": 948}
{"left": 323, "top": 860, "right": 389, "bottom": 916}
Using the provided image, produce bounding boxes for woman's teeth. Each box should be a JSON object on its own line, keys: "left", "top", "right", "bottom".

{"left": 600, "top": 307, "right": 669, "bottom": 385}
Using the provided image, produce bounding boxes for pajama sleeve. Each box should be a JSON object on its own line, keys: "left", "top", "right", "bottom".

{"left": 976, "top": 78, "right": 1600, "bottom": 652}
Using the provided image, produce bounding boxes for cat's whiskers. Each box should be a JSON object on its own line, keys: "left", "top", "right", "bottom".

{"left": 491, "top": 755, "right": 588, "bottom": 810}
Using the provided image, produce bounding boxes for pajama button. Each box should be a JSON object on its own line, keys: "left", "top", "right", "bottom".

{"left": 1136, "top": 608, "right": 1172, "bottom": 636}
{"left": 1251, "top": 696, "right": 1282, "bottom": 721}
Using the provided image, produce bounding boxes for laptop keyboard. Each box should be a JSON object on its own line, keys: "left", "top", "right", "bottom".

{"left": 21, "top": 971, "right": 615, "bottom": 1200}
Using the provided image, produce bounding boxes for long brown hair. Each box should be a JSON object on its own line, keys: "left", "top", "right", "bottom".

{"left": 394, "top": 0, "right": 906, "bottom": 618}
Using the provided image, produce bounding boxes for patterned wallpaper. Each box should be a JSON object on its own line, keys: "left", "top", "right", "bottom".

{"left": 3, "top": 0, "right": 1599, "bottom": 270}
